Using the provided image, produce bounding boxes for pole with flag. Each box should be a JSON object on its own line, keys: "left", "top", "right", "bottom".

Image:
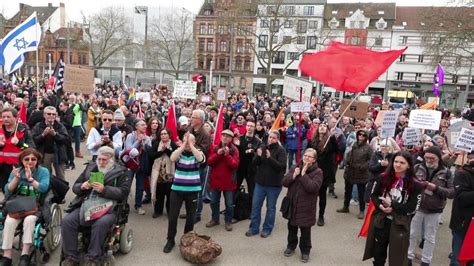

{"left": 271, "top": 108, "right": 285, "bottom": 132}
{"left": 165, "top": 101, "right": 179, "bottom": 142}
{"left": 51, "top": 53, "right": 65, "bottom": 100}
{"left": 432, "top": 63, "right": 444, "bottom": 97}
{"left": 213, "top": 103, "right": 225, "bottom": 146}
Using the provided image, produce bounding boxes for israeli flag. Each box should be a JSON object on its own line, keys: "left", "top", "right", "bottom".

{"left": 0, "top": 12, "right": 42, "bottom": 74}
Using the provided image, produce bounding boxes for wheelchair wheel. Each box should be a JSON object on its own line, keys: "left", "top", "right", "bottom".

{"left": 102, "top": 254, "right": 116, "bottom": 266}
{"left": 119, "top": 225, "right": 133, "bottom": 254}
{"left": 45, "top": 203, "right": 62, "bottom": 252}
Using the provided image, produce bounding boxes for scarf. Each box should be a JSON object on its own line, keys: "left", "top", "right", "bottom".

{"left": 150, "top": 141, "right": 175, "bottom": 203}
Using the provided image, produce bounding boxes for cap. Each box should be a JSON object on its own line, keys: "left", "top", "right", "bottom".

{"left": 114, "top": 110, "right": 125, "bottom": 120}
{"left": 178, "top": 116, "right": 189, "bottom": 126}
{"left": 222, "top": 129, "right": 234, "bottom": 138}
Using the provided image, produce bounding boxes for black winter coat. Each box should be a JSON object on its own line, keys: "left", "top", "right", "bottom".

{"left": 344, "top": 141, "right": 373, "bottom": 184}
{"left": 282, "top": 163, "right": 323, "bottom": 227}
{"left": 253, "top": 142, "right": 287, "bottom": 187}
{"left": 449, "top": 164, "right": 474, "bottom": 236}
{"left": 311, "top": 135, "right": 337, "bottom": 185}
{"left": 31, "top": 120, "right": 70, "bottom": 163}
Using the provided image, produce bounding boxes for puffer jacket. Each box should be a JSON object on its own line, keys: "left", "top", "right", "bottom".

{"left": 414, "top": 163, "right": 454, "bottom": 213}
{"left": 208, "top": 143, "right": 240, "bottom": 191}
{"left": 253, "top": 142, "right": 287, "bottom": 187}
{"left": 449, "top": 164, "right": 474, "bottom": 236}
{"left": 344, "top": 141, "right": 373, "bottom": 184}
{"left": 282, "top": 163, "right": 323, "bottom": 227}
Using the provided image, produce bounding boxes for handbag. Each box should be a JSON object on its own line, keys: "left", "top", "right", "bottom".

{"left": 5, "top": 195, "right": 38, "bottom": 219}
{"left": 280, "top": 195, "right": 292, "bottom": 220}
{"left": 179, "top": 232, "right": 222, "bottom": 264}
{"left": 80, "top": 193, "right": 115, "bottom": 226}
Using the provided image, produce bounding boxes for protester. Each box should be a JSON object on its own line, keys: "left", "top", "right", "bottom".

{"left": 69, "top": 94, "right": 84, "bottom": 158}
{"left": 86, "top": 110, "right": 123, "bottom": 160}
{"left": 58, "top": 101, "right": 76, "bottom": 170}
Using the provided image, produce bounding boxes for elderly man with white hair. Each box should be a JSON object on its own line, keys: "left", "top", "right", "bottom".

{"left": 61, "top": 146, "right": 130, "bottom": 266}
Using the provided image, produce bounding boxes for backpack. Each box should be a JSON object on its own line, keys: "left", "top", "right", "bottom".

{"left": 233, "top": 186, "right": 251, "bottom": 221}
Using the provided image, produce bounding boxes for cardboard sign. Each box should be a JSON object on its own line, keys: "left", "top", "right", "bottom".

{"left": 63, "top": 65, "right": 94, "bottom": 94}
{"left": 408, "top": 110, "right": 442, "bottom": 130}
{"left": 283, "top": 75, "right": 313, "bottom": 103}
{"left": 290, "top": 102, "right": 311, "bottom": 113}
{"left": 375, "top": 110, "right": 401, "bottom": 126}
{"left": 454, "top": 128, "right": 474, "bottom": 152}
{"left": 446, "top": 119, "right": 473, "bottom": 149}
{"left": 402, "top": 128, "right": 421, "bottom": 146}
{"left": 340, "top": 99, "right": 369, "bottom": 119}
{"left": 380, "top": 111, "right": 397, "bottom": 139}
{"left": 136, "top": 92, "right": 151, "bottom": 103}
{"left": 217, "top": 88, "right": 227, "bottom": 102}
{"left": 173, "top": 80, "right": 197, "bottom": 99}
{"left": 201, "top": 95, "right": 211, "bottom": 104}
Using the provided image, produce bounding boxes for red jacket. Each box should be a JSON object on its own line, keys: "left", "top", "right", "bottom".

{"left": 208, "top": 143, "right": 240, "bottom": 191}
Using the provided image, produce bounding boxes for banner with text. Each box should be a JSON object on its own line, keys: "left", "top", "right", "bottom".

{"left": 283, "top": 75, "right": 313, "bottom": 103}
{"left": 290, "top": 102, "right": 311, "bottom": 113}
{"left": 136, "top": 92, "right": 151, "bottom": 103}
{"left": 408, "top": 110, "right": 442, "bottom": 130}
{"left": 402, "top": 128, "right": 421, "bottom": 146}
{"left": 173, "top": 80, "right": 197, "bottom": 99}
{"left": 454, "top": 128, "right": 474, "bottom": 152}
{"left": 446, "top": 119, "right": 473, "bottom": 149}
{"left": 380, "top": 111, "right": 398, "bottom": 139}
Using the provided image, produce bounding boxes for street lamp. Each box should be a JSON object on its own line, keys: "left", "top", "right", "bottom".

{"left": 48, "top": 53, "right": 52, "bottom": 78}
{"left": 135, "top": 6, "right": 148, "bottom": 69}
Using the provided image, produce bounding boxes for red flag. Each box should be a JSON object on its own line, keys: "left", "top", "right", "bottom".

{"left": 358, "top": 200, "right": 375, "bottom": 237}
{"left": 213, "top": 103, "right": 224, "bottom": 146}
{"left": 459, "top": 217, "right": 474, "bottom": 264}
{"left": 165, "top": 102, "right": 179, "bottom": 142}
{"left": 299, "top": 42, "right": 407, "bottom": 93}
{"left": 18, "top": 102, "right": 27, "bottom": 124}
{"left": 192, "top": 73, "right": 204, "bottom": 84}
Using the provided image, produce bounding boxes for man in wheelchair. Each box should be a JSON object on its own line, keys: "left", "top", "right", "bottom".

{"left": 61, "top": 146, "right": 130, "bottom": 266}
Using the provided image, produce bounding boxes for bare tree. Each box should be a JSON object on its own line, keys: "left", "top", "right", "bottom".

{"left": 82, "top": 7, "right": 133, "bottom": 67}
{"left": 148, "top": 8, "right": 194, "bottom": 79}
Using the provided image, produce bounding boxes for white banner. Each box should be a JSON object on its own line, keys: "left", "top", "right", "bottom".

{"left": 136, "top": 92, "right": 151, "bottom": 103}
{"left": 380, "top": 111, "right": 397, "bottom": 139}
{"left": 283, "top": 75, "right": 313, "bottom": 103}
{"left": 454, "top": 127, "right": 474, "bottom": 152}
{"left": 402, "top": 128, "right": 421, "bottom": 146}
{"left": 408, "top": 110, "right": 442, "bottom": 130}
{"left": 290, "top": 102, "right": 311, "bottom": 113}
{"left": 173, "top": 80, "right": 197, "bottom": 99}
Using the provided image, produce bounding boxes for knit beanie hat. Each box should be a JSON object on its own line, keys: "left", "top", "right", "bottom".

{"left": 424, "top": 146, "right": 442, "bottom": 161}
{"left": 114, "top": 110, "right": 125, "bottom": 120}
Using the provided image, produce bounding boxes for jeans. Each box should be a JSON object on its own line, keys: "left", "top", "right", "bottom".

{"left": 248, "top": 183, "right": 282, "bottom": 234}
{"left": 128, "top": 170, "right": 146, "bottom": 209}
{"left": 408, "top": 211, "right": 441, "bottom": 263}
{"left": 287, "top": 149, "right": 297, "bottom": 170}
{"left": 343, "top": 181, "right": 366, "bottom": 212}
{"left": 210, "top": 190, "right": 234, "bottom": 224}
{"left": 450, "top": 230, "right": 474, "bottom": 266}
{"left": 352, "top": 185, "right": 358, "bottom": 201}
{"left": 73, "top": 126, "right": 82, "bottom": 154}
{"left": 287, "top": 222, "right": 312, "bottom": 255}
{"left": 167, "top": 191, "right": 198, "bottom": 241}
{"left": 196, "top": 167, "right": 209, "bottom": 219}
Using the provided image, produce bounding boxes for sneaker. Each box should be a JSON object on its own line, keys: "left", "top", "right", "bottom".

{"left": 350, "top": 199, "right": 359, "bottom": 205}
{"left": 225, "top": 223, "right": 232, "bottom": 231}
{"left": 301, "top": 254, "right": 310, "bottom": 263}
{"left": 142, "top": 197, "right": 151, "bottom": 204}
{"left": 336, "top": 207, "right": 350, "bottom": 213}
{"left": 245, "top": 230, "right": 258, "bottom": 237}
{"left": 358, "top": 211, "right": 365, "bottom": 220}
{"left": 283, "top": 248, "right": 295, "bottom": 257}
{"left": 136, "top": 207, "right": 146, "bottom": 215}
{"left": 75, "top": 153, "right": 84, "bottom": 158}
{"left": 19, "top": 255, "right": 30, "bottom": 266}
{"left": 152, "top": 212, "right": 162, "bottom": 219}
{"left": 163, "top": 240, "right": 175, "bottom": 253}
{"left": 329, "top": 191, "right": 338, "bottom": 199}
{"left": 260, "top": 231, "right": 271, "bottom": 238}
{"left": 205, "top": 220, "right": 220, "bottom": 228}
{"left": 317, "top": 216, "right": 325, "bottom": 226}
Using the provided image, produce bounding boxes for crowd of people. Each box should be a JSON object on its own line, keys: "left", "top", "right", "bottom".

{"left": 0, "top": 77, "right": 472, "bottom": 265}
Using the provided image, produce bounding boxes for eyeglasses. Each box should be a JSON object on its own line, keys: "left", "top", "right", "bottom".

{"left": 424, "top": 156, "right": 437, "bottom": 161}
{"left": 102, "top": 118, "right": 113, "bottom": 122}
{"left": 97, "top": 157, "right": 109, "bottom": 162}
{"left": 23, "top": 157, "right": 37, "bottom": 162}
{"left": 45, "top": 113, "right": 56, "bottom": 116}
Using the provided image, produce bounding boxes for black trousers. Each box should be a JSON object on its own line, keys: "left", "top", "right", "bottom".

{"left": 287, "top": 222, "right": 312, "bottom": 255}
{"left": 236, "top": 167, "right": 255, "bottom": 200}
{"left": 343, "top": 181, "right": 366, "bottom": 212}
{"left": 373, "top": 218, "right": 392, "bottom": 266}
{"left": 154, "top": 182, "right": 172, "bottom": 215}
{"left": 318, "top": 184, "right": 328, "bottom": 217}
{"left": 167, "top": 190, "right": 197, "bottom": 241}
{"left": 66, "top": 139, "right": 75, "bottom": 166}
{"left": 0, "top": 163, "right": 13, "bottom": 193}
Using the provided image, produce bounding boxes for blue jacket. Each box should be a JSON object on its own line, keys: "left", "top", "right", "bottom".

{"left": 286, "top": 125, "right": 307, "bottom": 151}
{"left": 5, "top": 166, "right": 50, "bottom": 197}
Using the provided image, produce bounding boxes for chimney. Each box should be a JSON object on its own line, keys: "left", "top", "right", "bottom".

{"left": 48, "top": 3, "right": 53, "bottom": 8}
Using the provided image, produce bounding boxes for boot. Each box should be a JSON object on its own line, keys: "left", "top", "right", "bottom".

{"left": 358, "top": 211, "right": 365, "bottom": 219}
{"left": 163, "top": 239, "right": 175, "bottom": 253}
{"left": 317, "top": 215, "right": 325, "bottom": 226}
{"left": 75, "top": 152, "right": 84, "bottom": 158}
{"left": 336, "top": 206, "right": 349, "bottom": 213}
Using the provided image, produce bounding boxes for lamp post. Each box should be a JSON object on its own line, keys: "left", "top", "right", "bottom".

{"left": 48, "top": 53, "right": 52, "bottom": 78}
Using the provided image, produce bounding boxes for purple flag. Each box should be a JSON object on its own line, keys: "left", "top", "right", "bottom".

{"left": 432, "top": 63, "right": 444, "bottom": 97}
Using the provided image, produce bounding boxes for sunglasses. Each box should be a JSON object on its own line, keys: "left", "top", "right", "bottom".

{"left": 23, "top": 157, "right": 37, "bottom": 162}
{"left": 45, "top": 113, "right": 56, "bottom": 116}
{"left": 102, "top": 118, "right": 113, "bottom": 122}
{"left": 358, "top": 134, "right": 367, "bottom": 137}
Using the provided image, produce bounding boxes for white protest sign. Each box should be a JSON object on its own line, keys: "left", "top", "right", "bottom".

{"left": 283, "top": 75, "right": 313, "bottom": 103}
{"left": 446, "top": 119, "right": 473, "bottom": 149}
{"left": 402, "top": 128, "right": 421, "bottom": 146}
{"left": 375, "top": 110, "right": 401, "bottom": 126}
{"left": 290, "top": 102, "right": 311, "bottom": 113}
{"left": 217, "top": 88, "right": 227, "bottom": 102}
{"left": 136, "top": 92, "right": 151, "bottom": 103}
{"left": 172, "top": 80, "right": 197, "bottom": 99}
{"left": 408, "top": 110, "right": 442, "bottom": 130}
{"left": 454, "top": 127, "right": 474, "bottom": 152}
{"left": 380, "top": 111, "right": 398, "bottom": 139}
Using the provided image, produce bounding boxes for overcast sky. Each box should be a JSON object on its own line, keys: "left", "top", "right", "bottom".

{"left": 1, "top": 0, "right": 454, "bottom": 21}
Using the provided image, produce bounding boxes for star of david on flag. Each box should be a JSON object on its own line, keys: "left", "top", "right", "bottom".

{"left": 0, "top": 12, "right": 42, "bottom": 74}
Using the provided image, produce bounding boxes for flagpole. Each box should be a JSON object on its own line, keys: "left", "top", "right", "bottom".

{"left": 35, "top": 20, "right": 40, "bottom": 111}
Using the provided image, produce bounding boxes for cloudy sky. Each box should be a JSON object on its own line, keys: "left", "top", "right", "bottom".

{"left": 1, "top": 0, "right": 454, "bottom": 21}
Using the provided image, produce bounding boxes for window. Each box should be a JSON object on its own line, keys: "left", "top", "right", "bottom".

{"left": 399, "top": 55, "right": 406, "bottom": 62}
{"left": 219, "top": 58, "right": 226, "bottom": 70}
{"left": 309, "top": 20, "right": 318, "bottom": 29}
{"left": 208, "top": 24, "right": 215, "bottom": 35}
{"left": 220, "top": 76, "right": 227, "bottom": 87}
{"left": 257, "top": 67, "right": 267, "bottom": 74}
{"left": 240, "top": 78, "right": 247, "bottom": 88}
{"left": 283, "top": 36, "right": 292, "bottom": 44}
{"left": 418, "top": 55, "right": 424, "bottom": 63}
{"left": 270, "top": 19, "right": 279, "bottom": 32}
{"left": 303, "top": 6, "right": 314, "bottom": 16}
{"left": 297, "top": 36, "right": 306, "bottom": 44}
{"left": 351, "top": 37, "right": 360, "bottom": 46}
{"left": 272, "top": 51, "right": 285, "bottom": 64}
{"left": 272, "top": 36, "right": 278, "bottom": 44}
{"left": 199, "top": 39, "right": 205, "bottom": 52}
{"left": 272, "top": 68, "right": 283, "bottom": 75}
{"left": 285, "top": 6, "right": 295, "bottom": 16}
{"left": 376, "top": 22, "right": 386, "bottom": 30}
{"left": 259, "top": 35, "right": 268, "bottom": 47}
{"left": 297, "top": 20, "right": 307, "bottom": 33}
{"left": 219, "top": 41, "right": 227, "bottom": 52}
{"left": 286, "top": 69, "right": 298, "bottom": 76}
{"left": 350, "top": 21, "right": 355, "bottom": 28}
{"left": 245, "top": 42, "right": 252, "bottom": 53}
{"left": 415, "top": 73, "right": 422, "bottom": 81}
{"left": 397, "top": 72, "right": 404, "bottom": 80}
{"left": 307, "top": 36, "right": 317, "bottom": 49}
{"left": 284, "top": 20, "right": 293, "bottom": 28}
{"left": 400, "top": 36, "right": 408, "bottom": 45}
{"left": 204, "top": 9, "right": 211, "bottom": 16}
{"left": 258, "top": 51, "right": 268, "bottom": 59}
{"left": 235, "top": 58, "right": 242, "bottom": 70}
{"left": 452, "top": 74, "right": 458, "bottom": 84}
{"left": 244, "top": 60, "right": 251, "bottom": 71}
{"left": 267, "top": 6, "right": 276, "bottom": 15}
{"left": 329, "top": 21, "right": 338, "bottom": 29}
{"left": 217, "top": 25, "right": 225, "bottom": 34}
{"left": 288, "top": 52, "right": 299, "bottom": 60}
{"left": 197, "top": 57, "right": 204, "bottom": 69}
{"left": 207, "top": 41, "right": 214, "bottom": 52}
{"left": 374, "top": 37, "right": 383, "bottom": 46}
{"left": 200, "top": 24, "right": 207, "bottom": 35}
{"left": 261, "top": 19, "right": 269, "bottom": 28}
{"left": 358, "top": 21, "right": 365, "bottom": 29}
